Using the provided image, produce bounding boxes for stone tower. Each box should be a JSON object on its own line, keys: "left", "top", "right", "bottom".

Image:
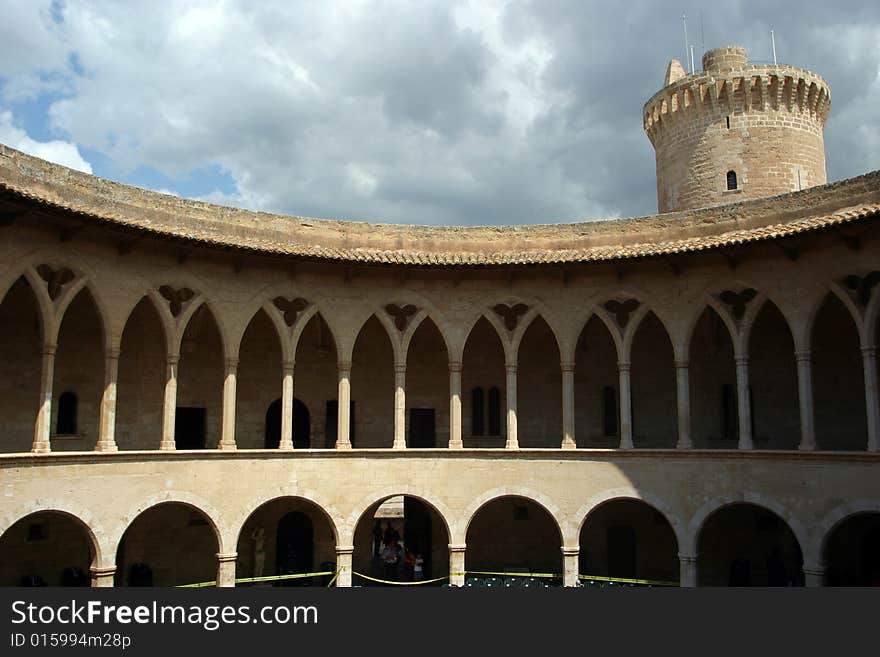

{"left": 643, "top": 45, "right": 831, "bottom": 213}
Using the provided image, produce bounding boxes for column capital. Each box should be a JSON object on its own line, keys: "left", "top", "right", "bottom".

{"left": 561, "top": 546, "right": 580, "bottom": 557}
{"left": 677, "top": 553, "right": 698, "bottom": 565}
{"left": 41, "top": 343, "right": 57, "bottom": 357}
{"left": 505, "top": 364, "right": 517, "bottom": 374}
{"left": 337, "top": 360, "right": 352, "bottom": 373}
{"left": 166, "top": 354, "right": 180, "bottom": 367}
{"left": 861, "top": 345, "right": 877, "bottom": 358}
{"left": 674, "top": 360, "right": 689, "bottom": 370}
{"left": 105, "top": 347, "right": 121, "bottom": 361}
{"left": 448, "top": 361, "right": 462, "bottom": 373}
{"left": 735, "top": 355, "right": 749, "bottom": 367}
{"left": 216, "top": 552, "right": 238, "bottom": 563}
{"left": 224, "top": 357, "right": 239, "bottom": 371}
{"left": 394, "top": 362, "right": 407, "bottom": 375}
{"left": 282, "top": 359, "right": 295, "bottom": 372}
{"left": 448, "top": 543, "right": 467, "bottom": 554}
{"left": 794, "top": 349, "right": 812, "bottom": 362}
{"left": 335, "top": 545, "right": 355, "bottom": 556}
{"left": 802, "top": 565, "right": 825, "bottom": 578}
{"left": 617, "top": 360, "right": 631, "bottom": 372}
{"left": 560, "top": 361, "right": 575, "bottom": 373}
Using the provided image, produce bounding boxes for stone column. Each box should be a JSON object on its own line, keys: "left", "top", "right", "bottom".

{"left": 862, "top": 347, "right": 879, "bottom": 452}
{"left": 678, "top": 553, "right": 698, "bottom": 587}
{"left": 618, "top": 360, "right": 633, "bottom": 449}
{"left": 216, "top": 552, "right": 237, "bottom": 587}
{"left": 561, "top": 362, "right": 576, "bottom": 449}
{"left": 335, "top": 546, "right": 353, "bottom": 587}
{"left": 96, "top": 348, "right": 120, "bottom": 452}
{"left": 90, "top": 566, "right": 116, "bottom": 588}
{"left": 160, "top": 354, "right": 179, "bottom": 450}
{"left": 393, "top": 362, "right": 407, "bottom": 449}
{"left": 219, "top": 358, "right": 238, "bottom": 450}
{"left": 795, "top": 350, "right": 816, "bottom": 451}
{"left": 336, "top": 361, "right": 352, "bottom": 449}
{"left": 735, "top": 356, "right": 753, "bottom": 450}
{"left": 448, "top": 361, "right": 463, "bottom": 449}
{"left": 33, "top": 343, "right": 56, "bottom": 453}
{"left": 448, "top": 544, "right": 466, "bottom": 587}
{"left": 675, "top": 361, "right": 692, "bottom": 449}
{"left": 505, "top": 364, "right": 518, "bottom": 449}
{"left": 802, "top": 563, "right": 825, "bottom": 587}
{"left": 562, "top": 546, "right": 580, "bottom": 587}
{"left": 279, "top": 360, "right": 295, "bottom": 450}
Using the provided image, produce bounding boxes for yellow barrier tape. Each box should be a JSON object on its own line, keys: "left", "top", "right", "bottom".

{"left": 461, "top": 570, "right": 561, "bottom": 579}
{"left": 351, "top": 571, "right": 449, "bottom": 586}
{"left": 177, "top": 571, "right": 335, "bottom": 588}
{"left": 326, "top": 570, "right": 341, "bottom": 588}
{"left": 578, "top": 573, "right": 678, "bottom": 587}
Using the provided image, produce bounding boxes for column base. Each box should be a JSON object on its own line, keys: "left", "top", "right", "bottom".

{"left": 561, "top": 439, "right": 576, "bottom": 450}
{"left": 32, "top": 442, "right": 51, "bottom": 454}
{"left": 217, "top": 442, "right": 237, "bottom": 451}
{"left": 95, "top": 441, "right": 118, "bottom": 453}
{"left": 90, "top": 566, "right": 117, "bottom": 588}
{"left": 159, "top": 440, "right": 176, "bottom": 451}
{"left": 447, "top": 440, "right": 463, "bottom": 450}
{"left": 335, "top": 441, "right": 352, "bottom": 450}
{"left": 675, "top": 440, "right": 692, "bottom": 450}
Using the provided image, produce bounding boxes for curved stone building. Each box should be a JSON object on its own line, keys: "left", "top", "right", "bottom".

{"left": 0, "top": 47, "right": 878, "bottom": 589}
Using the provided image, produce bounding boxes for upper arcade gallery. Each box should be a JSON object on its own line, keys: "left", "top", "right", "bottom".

{"left": 0, "top": 145, "right": 878, "bottom": 456}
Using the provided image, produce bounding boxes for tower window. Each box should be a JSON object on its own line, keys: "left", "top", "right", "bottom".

{"left": 726, "top": 170, "right": 738, "bottom": 190}
{"left": 56, "top": 391, "right": 78, "bottom": 435}
{"left": 726, "top": 115, "right": 730, "bottom": 129}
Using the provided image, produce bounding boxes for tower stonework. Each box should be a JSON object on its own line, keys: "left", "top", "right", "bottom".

{"left": 644, "top": 45, "right": 831, "bottom": 213}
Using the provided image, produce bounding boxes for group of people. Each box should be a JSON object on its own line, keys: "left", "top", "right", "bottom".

{"left": 373, "top": 521, "right": 425, "bottom": 583}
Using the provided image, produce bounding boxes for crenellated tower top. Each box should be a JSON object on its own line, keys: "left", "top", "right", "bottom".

{"left": 643, "top": 45, "right": 831, "bottom": 213}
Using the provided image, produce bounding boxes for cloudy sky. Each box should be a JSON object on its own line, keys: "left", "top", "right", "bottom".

{"left": 1, "top": 1, "right": 878, "bottom": 226}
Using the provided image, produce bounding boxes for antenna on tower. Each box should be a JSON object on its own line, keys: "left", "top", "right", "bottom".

{"left": 700, "top": 10, "right": 705, "bottom": 51}
{"left": 682, "top": 13, "right": 690, "bottom": 72}
{"left": 690, "top": 45, "right": 696, "bottom": 75}
{"left": 770, "top": 29, "right": 778, "bottom": 65}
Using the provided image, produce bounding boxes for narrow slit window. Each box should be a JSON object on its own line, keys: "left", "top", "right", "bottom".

{"left": 726, "top": 170, "right": 738, "bottom": 190}
{"left": 56, "top": 391, "right": 78, "bottom": 435}
{"left": 602, "top": 385, "right": 617, "bottom": 437}
{"left": 471, "top": 388, "right": 485, "bottom": 436}
{"left": 488, "top": 387, "right": 501, "bottom": 436}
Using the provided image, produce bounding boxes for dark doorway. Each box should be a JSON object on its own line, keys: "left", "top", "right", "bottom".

{"left": 409, "top": 408, "right": 436, "bottom": 448}
{"left": 264, "top": 398, "right": 311, "bottom": 449}
{"left": 403, "top": 497, "right": 433, "bottom": 578}
{"left": 607, "top": 525, "right": 636, "bottom": 579}
{"left": 175, "top": 407, "right": 206, "bottom": 449}
{"left": 276, "top": 512, "right": 314, "bottom": 586}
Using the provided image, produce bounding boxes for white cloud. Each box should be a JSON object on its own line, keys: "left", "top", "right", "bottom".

{"left": 0, "top": 111, "right": 92, "bottom": 174}
{"left": 0, "top": 1, "right": 878, "bottom": 224}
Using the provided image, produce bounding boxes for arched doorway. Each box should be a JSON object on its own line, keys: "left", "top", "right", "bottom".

{"left": 236, "top": 497, "right": 336, "bottom": 587}
{"left": 115, "top": 503, "right": 218, "bottom": 587}
{"left": 579, "top": 499, "right": 679, "bottom": 584}
{"left": 276, "top": 512, "right": 314, "bottom": 585}
{"left": 462, "top": 317, "right": 506, "bottom": 448}
{"left": 465, "top": 496, "right": 562, "bottom": 587}
{"left": 352, "top": 495, "right": 449, "bottom": 586}
{"left": 689, "top": 306, "right": 737, "bottom": 449}
{"left": 264, "top": 398, "right": 310, "bottom": 448}
{"left": 630, "top": 311, "right": 677, "bottom": 448}
{"left": 697, "top": 503, "right": 803, "bottom": 586}
{"left": 824, "top": 513, "right": 880, "bottom": 586}
{"left": 0, "top": 511, "right": 94, "bottom": 586}
{"left": 0, "top": 277, "right": 42, "bottom": 453}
